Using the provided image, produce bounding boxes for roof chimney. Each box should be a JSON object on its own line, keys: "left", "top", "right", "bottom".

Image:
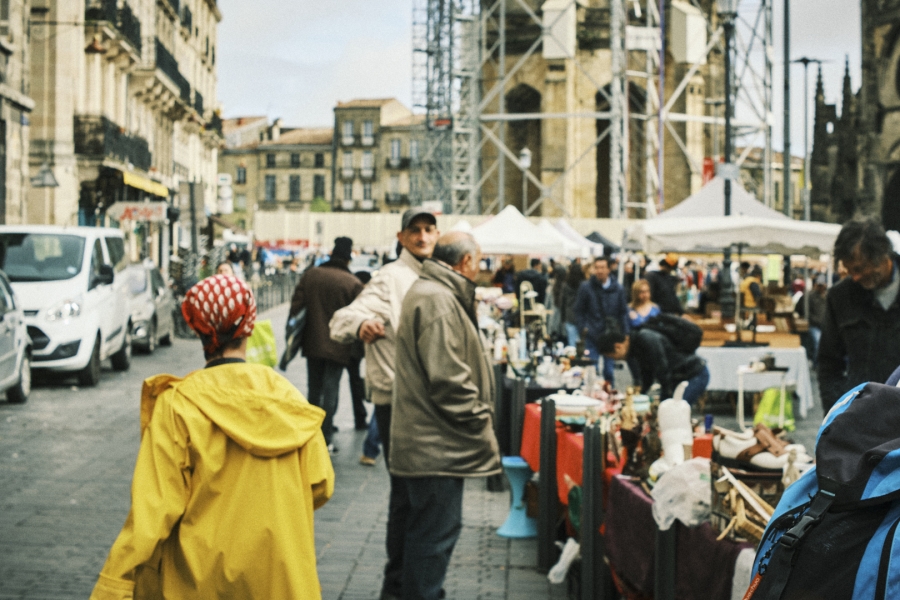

{"left": 270, "top": 118, "right": 282, "bottom": 141}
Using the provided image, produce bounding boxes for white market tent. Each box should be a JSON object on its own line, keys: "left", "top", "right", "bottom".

{"left": 552, "top": 218, "right": 606, "bottom": 256}
{"left": 449, "top": 219, "right": 474, "bottom": 232}
{"left": 471, "top": 205, "right": 571, "bottom": 256}
{"left": 630, "top": 215, "right": 841, "bottom": 256}
{"left": 537, "top": 219, "right": 584, "bottom": 256}
{"left": 656, "top": 176, "right": 790, "bottom": 220}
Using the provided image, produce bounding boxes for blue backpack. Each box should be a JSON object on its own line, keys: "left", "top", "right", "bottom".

{"left": 747, "top": 382, "right": 900, "bottom": 600}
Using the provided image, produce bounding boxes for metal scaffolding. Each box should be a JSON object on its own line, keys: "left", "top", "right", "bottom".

{"left": 411, "top": 0, "right": 774, "bottom": 217}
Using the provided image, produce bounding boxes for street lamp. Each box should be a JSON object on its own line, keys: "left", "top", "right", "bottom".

{"left": 519, "top": 147, "right": 532, "bottom": 214}
{"left": 717, "top": 0, "right": 737, "bottom": 218}
{"left": 717, "top": 0, "right": 738, "bottom": 322}
{"left": 792, "top": 57, "right": 824, "bottom": 221}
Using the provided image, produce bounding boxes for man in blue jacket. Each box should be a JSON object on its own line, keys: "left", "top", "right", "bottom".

{"left": 573, "top": 256, "right": 629, "bottom": 383}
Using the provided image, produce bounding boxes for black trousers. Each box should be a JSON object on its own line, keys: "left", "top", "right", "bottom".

{"left": 306, "top": 357, "right": 343, "bottom": 445}
{"left": 375, "top": 404, "right": 410, "bottom": 598}
{"left": 347, "top": 356, "right": 367, "bottom": 429}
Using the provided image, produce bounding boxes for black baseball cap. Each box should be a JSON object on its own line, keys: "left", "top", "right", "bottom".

{"left": 401, "top": 208, "right": 437, "bottom": 231}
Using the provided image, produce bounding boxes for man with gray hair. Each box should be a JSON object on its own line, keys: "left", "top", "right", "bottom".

{"left": 390, "top": 231, "right": 501, "bottom": 600}
{"left": 818, "top": 218, "right": 900, "bottom": 410}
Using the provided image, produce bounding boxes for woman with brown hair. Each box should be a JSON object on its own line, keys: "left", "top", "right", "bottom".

{"left": 628, "top": 278, "right": 661, "bottom": 329}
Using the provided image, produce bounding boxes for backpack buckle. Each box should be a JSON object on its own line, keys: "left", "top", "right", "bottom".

{"left": 778, "top": 490, "right": 835, "bottom": 551}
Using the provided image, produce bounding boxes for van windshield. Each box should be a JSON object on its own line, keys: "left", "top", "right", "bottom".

{"left": 0, "top": 233, "right": 86, "bottom": 282}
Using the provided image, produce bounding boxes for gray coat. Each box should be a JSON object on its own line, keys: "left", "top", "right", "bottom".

{"left": 389, "top": 259, "right": 501, "bottom": 478}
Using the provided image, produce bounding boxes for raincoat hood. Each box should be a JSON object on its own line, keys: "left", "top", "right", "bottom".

{"left": 141, "top": 362, "right": 325, "bottom": 457}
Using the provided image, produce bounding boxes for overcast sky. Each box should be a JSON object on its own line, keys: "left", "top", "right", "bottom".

{"left": 215, "top": 0, "right": 860, "bottom": 153}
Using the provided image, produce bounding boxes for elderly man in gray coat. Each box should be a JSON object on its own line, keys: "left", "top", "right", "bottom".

{"left": 391, "top": 231, "right": 502, "bottom": 600}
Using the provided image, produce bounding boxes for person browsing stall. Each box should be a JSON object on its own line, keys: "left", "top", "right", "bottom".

{"left": 627, "top": 278, "right": 661, "bottom": 329}
{"left": 573, "top": 256, "right": 629, "bottom": 383}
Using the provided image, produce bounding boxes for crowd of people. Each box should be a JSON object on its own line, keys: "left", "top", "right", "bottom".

{"left": 85, "top": 208, "right": 900, "bottom": 600}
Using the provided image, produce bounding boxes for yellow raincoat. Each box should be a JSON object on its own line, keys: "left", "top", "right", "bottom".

{"left": 90, "top": 362, "right": 334, "bottom": 600}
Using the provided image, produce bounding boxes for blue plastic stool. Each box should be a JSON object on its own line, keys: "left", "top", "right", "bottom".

{"left": 497, "top": 456, "right": 538, "bottom": 538}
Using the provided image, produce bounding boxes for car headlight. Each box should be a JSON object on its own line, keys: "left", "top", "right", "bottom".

{"left": 46, "top": 297, "right": 82, "bottom": 321}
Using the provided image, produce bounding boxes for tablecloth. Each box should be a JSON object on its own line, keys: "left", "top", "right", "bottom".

{"left": 604, "top": 476, "right": 753, "bottom": 600}
{"left": 697, "top": 346, "right": 814, "bottom": 417}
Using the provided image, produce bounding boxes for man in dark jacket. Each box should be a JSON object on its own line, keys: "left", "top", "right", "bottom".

{"left": 516, "top": 258, "right": 549, "bottom": 305}
{"left": 818, "top": 219, "right": 900, "bottom": 411}
{"left": 597, "top": 328, "right": 710, "bottom": 404}
{"left": 573, "top": 256, "right": 629, "bottom": 382}
{"left": 646, "top": 253, "right": 684, "bottom": 315}
{"left": 391, "top": 231, "right": 501, "bottom": 600}
{"left": 290, "top": 236, "right": 364, "bottom": 451}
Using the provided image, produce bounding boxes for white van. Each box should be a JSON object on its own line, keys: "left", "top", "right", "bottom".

{"left": 0, "top": 226, "right": 132, "bottom": 386}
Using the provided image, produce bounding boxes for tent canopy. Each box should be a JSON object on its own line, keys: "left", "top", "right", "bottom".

{"left": 553, "top": 219, "right": 605, "bottom": 255}
{"left": 657, "top": 176, "right": 789, "bottom": 220}
{"left": 536, "top": 220, "right": 584, "bottom": 256}
{"left": 630, "top": 215, "right": 841, "bottom": 256}
{"left": 471, "top": 206, "right": 571, "bottom": 256}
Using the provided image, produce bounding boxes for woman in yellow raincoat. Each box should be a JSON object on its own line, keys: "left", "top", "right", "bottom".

{"left": 90, "top": 274, "right": 334, "bottom": 600}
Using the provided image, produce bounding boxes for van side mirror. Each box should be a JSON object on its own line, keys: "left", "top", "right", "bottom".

{"left": 95, "top": 264, "right": 115, "bottom": 286}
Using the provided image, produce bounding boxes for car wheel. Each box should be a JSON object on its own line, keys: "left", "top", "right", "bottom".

{"left": 6, "top": 354, "right": 31, "bottom": 404}
{"left": 145, "top": 319, "right": 157, "bottom": 355}
{"left": 78, "top": 336, "right": 101, "bottom": 387}
{"left": 111, "top": 323, "right": 132, "bottom": 371}
{"left": 159, "top": 326, "right": 173, "bottom": 346}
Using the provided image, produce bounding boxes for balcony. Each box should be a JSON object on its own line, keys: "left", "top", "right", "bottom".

{"left": 341, "top": 200, "right": 356, "bottom": 211}
{"left": 84, "top": 0, "right": 142, "bottom": 53}
{"left": 341, "top": 134, "right": 355, "bottom": 146}
{"left": 341, "top": 167, "right": 355, "bottom": 179}
{"left": 74, "top": 115, "right": 152, "bottom": 171}
{"left": 166, "top": 0, "right": 179, "bottom": 13}
{"left": 385, "top": 193, "right": 410, "bottom": 206}
{"left": 155, "top": 38, "right": 191, "bottom": 103}
{"left": 360, "top": 167, "right": 375, "bottom": 179}
{"left": 360, "top": 200, "right": 377, "bottom": 211}
{"left": 386, "top": 157, "right": 411, "bottom": 170}
{"left": 361, "top": 135, "right": 375, "bottom": 146}
{"left": 181, "top": 5, "right": 192, "bottom": 32}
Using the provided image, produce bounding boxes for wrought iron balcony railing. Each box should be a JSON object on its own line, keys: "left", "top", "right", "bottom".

{"left": 74, "top": 115, "right": 152, "bottom": 171}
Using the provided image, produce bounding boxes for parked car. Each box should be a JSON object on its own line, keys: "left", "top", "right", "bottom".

{"left": 0, "top": 269, "right": 32, "bottom": 403}
{"left": 0, "top": 226, "right": 132, "bottom": 386}
{"left": 126, "top": 261, "right": 175, "bottom": 354}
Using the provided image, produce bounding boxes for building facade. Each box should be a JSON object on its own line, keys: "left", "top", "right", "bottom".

{"left": 28, "top": 0, "right": 222, "bottom": 243}
{"left": 0, "top": 0, "right": 33, "bottom": 224}
{"left": 219, "top": 119, "right": 333, "bottom": 231}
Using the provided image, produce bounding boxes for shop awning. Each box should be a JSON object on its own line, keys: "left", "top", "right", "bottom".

{"left": 123, "top": 171, "right": 169, "bottom": 198}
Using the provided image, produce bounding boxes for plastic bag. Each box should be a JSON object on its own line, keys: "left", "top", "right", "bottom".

{"left": 753, "top": 386, "right": 795, "bottom": 432}
{"left": 650, "top": 458, "right": 711, "bottom": 531}
{"left": 246, "top": 319, "right": 278, "bottom": 367}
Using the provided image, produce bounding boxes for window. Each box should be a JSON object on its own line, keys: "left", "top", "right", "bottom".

{"left": 362, "top": 151, "right": 374, "bottom": 169}
{"left": 343, "top": 181, "right": 353, "bottom": 201}
{"left": 342, "top": 120, "right": 354, "bottom": 144}
{"left": 0, "top": 233, "right": 86, "bottom": 282}
{"left": 289, "top": 175, "right": 301, "bottom": 202}
{"left": 90, "top": 240, "right": 104, "bottom": 289}
{"left": 410, "top": 140, "right": 419, "bottom": 162}
{"left": 363, "top": 120, "right": 374, "bottom": 137}
{"left": 363, "top": 182, "right": 372, "bottom": 201}
{"left": 0, "top": 0, "right": 9, "bottom": 37}
{"left": 105, "top": 237, "right": 127, "bottom": 271}
{"left": 390, "top": 139, "right": 401, "bottom": 161}
{"left": 266, "top": 153, "right": 276, "bottom": 168}
{"left": 390, "top": 175, "right": 400, "bottom": 194}
{"left": 235, "top": 193, "right": 247, "bottom": 210}
{"left": 314, "top": 153, "right": 325, "bottom": 168}
{"left": 314, "top": 174, "right": 325, "bottom": 199}
{"left": 235, "top": 166, "right": 246, "bottom": 184}
{"left": 265, "top": 175, "right": 276, "bottom": 201}
{"left": 342, "top": 151, "right": 353, "bottom": 169}
{"left": 290, "top": 153, "right": 300, "bottom": 168}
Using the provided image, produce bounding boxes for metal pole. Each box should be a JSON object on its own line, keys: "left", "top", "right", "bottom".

{"left": 782, "top": 0, "right": 791, "bottom": 217}
{"left": 189, "top": 181, "right": 198, "bottom": 254}
{"left": 724, "top": 16, "right": 734, "bottom": 217}
{"left": 498, "top": 0, "right": 506, "bottom": 212}
{"left": 657, "top": 0, "right": 666, "bottom": 212}
{"left": 803, "top": 61, "right": 810, "bottom": 220}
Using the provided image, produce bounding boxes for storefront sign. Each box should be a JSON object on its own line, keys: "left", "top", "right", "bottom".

{"left": 107, "top": 201, "right": 168, "bottom": 222}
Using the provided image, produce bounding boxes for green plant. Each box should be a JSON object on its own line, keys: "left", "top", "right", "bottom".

{"left": 310, "top": 197, "right": 330, "bottom": 213}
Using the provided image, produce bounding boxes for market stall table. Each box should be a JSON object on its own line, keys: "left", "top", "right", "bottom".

{"left": 697, "top": 346, "right": 813, "bottom": 417}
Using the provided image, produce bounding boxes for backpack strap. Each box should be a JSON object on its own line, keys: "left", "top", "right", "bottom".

{"left": 758, "top": 489, "right": 835, "bottom": 599}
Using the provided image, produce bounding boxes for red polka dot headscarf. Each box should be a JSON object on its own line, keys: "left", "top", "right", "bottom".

{"left": 182, "top": 274, "right": 257, "bottom": 355}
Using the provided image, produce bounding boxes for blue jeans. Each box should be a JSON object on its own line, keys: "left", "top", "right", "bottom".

{"left": 400, "top": 476, "right": 465, "bottom": 600}
{"left": 808, "top": 326, "right": 822, "bottom": 366}
{"left": 683, "top": 365, "right": 710, "bottom": 405}
{"left": 306, "top": 357, "right": 344, "bottom": 445}
{"left": 362, "top": 414, "right": 381, "bottom": 459}
{"left": 584, "top": 337, "right": 616, "bottom": 384}
{"left": 564, "top": 322, "right": 580, "bottom": 347}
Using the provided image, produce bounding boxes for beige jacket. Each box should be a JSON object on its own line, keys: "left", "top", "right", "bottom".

{"left": 390, "top": 259, "right": 501, "bottom": 478}
{"left": 329, "top": 249, "right": 423, "bottom": 405}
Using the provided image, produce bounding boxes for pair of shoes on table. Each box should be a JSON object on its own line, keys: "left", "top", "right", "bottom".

{"left": 327, "top": 443, "right": 339, "bottom": 456}
{"left": 359, "top": 455, "right": 376, "bottom": 466}
{"left": 712, "top": 423, "right": 812, "bottom": 472}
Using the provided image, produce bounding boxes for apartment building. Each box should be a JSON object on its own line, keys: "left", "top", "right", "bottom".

{"left": 219, "top": 118, "right": 332, "bottom": 230}
{"left": 28, "top": 0, "right": 222, "bottom": 238}
{"left": 333, "top": 98, "right": 423, "bottom": 213}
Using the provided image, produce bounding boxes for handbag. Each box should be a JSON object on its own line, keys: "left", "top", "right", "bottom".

{"left": 245, "top": 319, "right": 278, "bottom": 367}
{"left": 278, "top": 308, "right": 307, "bottom": 371}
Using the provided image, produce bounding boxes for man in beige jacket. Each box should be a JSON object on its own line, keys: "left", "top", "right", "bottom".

{"left": 329, "top": 208, "right": 439, "bottom": 600}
